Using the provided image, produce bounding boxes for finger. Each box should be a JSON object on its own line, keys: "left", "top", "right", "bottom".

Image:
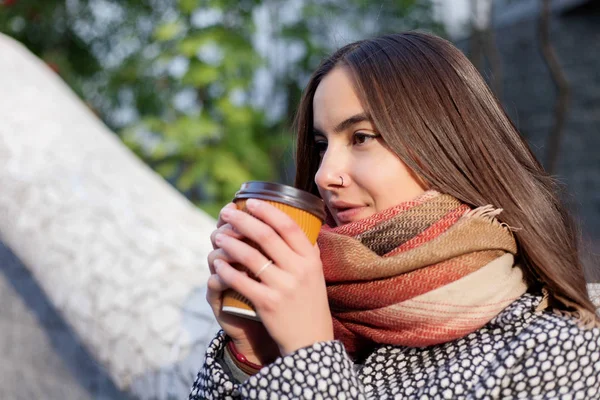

{"left": 220, "top": 208, "right": 294, "bottom": 269}
{"left": 206, "top": 273, "right": 229, "bottom": 299}
{"left": 210, "top": 223, "right": 244, "bottom": 250}
{"left": 238, "top": 199, "right": 315, "bottom": 257}
{"left": 214, "top": 234, "right": 289, "bottom": 286}
{"left": 206, "top": 273, "right": 231, "bottom": 316}
{"left": 207, "top": 248, "right": 235, "bottom": 274}
{"left": 216, "top": 203, "right": 238, "bottom": 228}
{"left": 214, "top": 259, "right": 277, "bottom": 313}
{"left": 206, "top": 271, "right": 250, "bottom": 306}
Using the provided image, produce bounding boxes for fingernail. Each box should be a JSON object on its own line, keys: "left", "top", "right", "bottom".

{"left": 214, "top": 259, "right": 222, "bottom": 270}
{"left": 221, "top": 208, "right": 233, "bottom": 219}
{"left": 246, "top": 199, "right": 261, "bottom": 209}
{"left": 215, "top": 234, "right": 223, "bottom": 245}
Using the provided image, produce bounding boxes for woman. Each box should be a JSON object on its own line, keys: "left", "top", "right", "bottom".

{"left": 189, "top": 32, "right": 600, "bottom": 399}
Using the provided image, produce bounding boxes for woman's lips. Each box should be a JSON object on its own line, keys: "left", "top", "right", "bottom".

{"left": 335, "top": 206, "right": 368, "bottom": 224}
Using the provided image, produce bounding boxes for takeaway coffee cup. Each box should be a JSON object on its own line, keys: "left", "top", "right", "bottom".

{"left": 221, "top": 181, "right": 325, "bottom": 321}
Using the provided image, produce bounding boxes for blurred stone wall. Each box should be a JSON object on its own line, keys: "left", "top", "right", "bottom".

{"left": 0, "top": 33, "right": 220, "bottom": 399}
{"left": 0, "top": 242, "right": 128, "bottom": 400}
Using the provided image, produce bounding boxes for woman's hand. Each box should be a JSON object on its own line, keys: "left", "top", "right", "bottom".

{"left": 206, "top": 203, "right": 280, "bottom": 365}
{"left": 213, "top": 199, "right": 334, "bottom": 357}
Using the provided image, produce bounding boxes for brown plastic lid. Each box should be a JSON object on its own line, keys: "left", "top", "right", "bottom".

{"left": 234, "top": 181, "right": 325, "bottom": 221}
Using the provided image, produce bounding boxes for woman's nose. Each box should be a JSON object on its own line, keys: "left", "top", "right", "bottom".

{"left": 314, "top": 148, "right": 348, "bottom": 190}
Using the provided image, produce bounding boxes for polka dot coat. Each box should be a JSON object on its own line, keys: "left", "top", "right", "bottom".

{"left": 188, "top": 293, "right": 600, "bottom": 399}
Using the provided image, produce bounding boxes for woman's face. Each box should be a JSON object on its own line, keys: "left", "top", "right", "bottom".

{"left": 312, "top": 67, "right": 426, "bottom": 225}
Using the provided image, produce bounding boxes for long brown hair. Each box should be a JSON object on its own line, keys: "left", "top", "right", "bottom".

{"left": 294, "top": 32, "right": 599, "bottom": 325}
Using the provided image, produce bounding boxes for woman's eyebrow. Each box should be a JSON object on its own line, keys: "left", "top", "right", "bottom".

{"left": 313, "top": 112, "right": 372, "bottom": 137}
{"left": 333, "top": 113, "right": 371, "bottom": 133}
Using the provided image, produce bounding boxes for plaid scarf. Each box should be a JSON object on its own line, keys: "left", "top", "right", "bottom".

{"left": 317, "top": 191, "right": 527, "bottom": 360}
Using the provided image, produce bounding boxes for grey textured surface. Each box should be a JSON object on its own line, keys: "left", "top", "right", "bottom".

{"left": 0, "top": 32, "right": 220, "bottom": 399}
{"left": 0, "top": 241, "right": 128, "bottom": 400}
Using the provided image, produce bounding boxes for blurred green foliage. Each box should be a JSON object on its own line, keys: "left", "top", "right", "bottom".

{"left": 0, "top": 0, "right": 444, "bottom": 217}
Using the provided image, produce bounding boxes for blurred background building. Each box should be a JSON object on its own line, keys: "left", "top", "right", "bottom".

{"left": 458, "top": 0, "right": 600, "bottom": 280}
{"left": 0, "top": 0, "right": 598, "bottom": 398}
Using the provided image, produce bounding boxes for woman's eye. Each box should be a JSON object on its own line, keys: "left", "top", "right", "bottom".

{"left": 315, "top": 141, "right": 328, "bottom": 155}
{"left": 353, "top": 133, "right": 379, "bottom": 145}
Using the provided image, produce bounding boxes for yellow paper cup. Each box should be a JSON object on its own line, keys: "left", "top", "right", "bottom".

{"left": 221, "top": 181, "right": 325, "bottom": 321}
